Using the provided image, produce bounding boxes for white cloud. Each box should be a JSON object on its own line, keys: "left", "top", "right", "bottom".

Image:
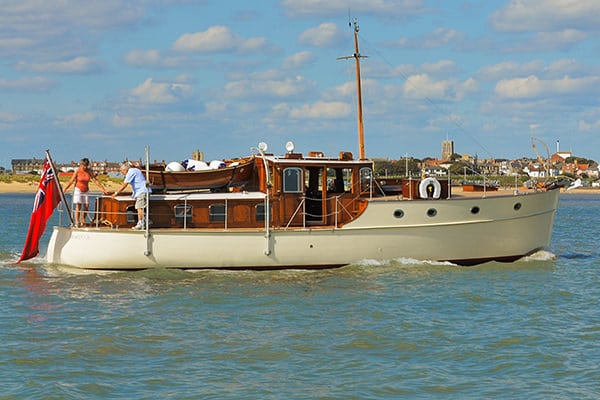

{"left": 204, "top": 102, "right": 228, "bottom": 116}
{"left": 56, "top": 112, "right": 97, "bottom": 125}
{"left": 478, "top": 59, "right": 590, "bottom": 82}
{"left": 82, "top": 132, "right": 112, "bottom": 140}
{"left": 532, "top": 29, "right": 588, "bottom": 49}
{"left": 289, "top": 101, "right": 351, "bottom": 119}
{"left": 124, "top": 49, "right": 190, "bottom": 69}
{"left": 130, "top": 78, "right": 192, "bottom": 104}
{"left": 0, "top": 0, "right": 147, "bottom": 59}
{"left": 281, "top": 0, "right": 429, "bottom": 18}
{"left": 403, "top": 74, "right": 477, "bottom": 101}
{"left": 421, "top": 60, "right": 457, "bottom": 75}
{"left": 239, "top": 37, "right": 268, "bottom": 51}
{"left": 172, "top": 26, "right": 267, "bottom": 53}
{"left": 478, "top": 61, "right": 545, "bottom": 81}
{"left": 491, "top": 0, "right": 600, "bottom": 32}
{"left": 0, "top": 37, "right": 36, "bottom": 51}
{"left": 299, "top": 23, "right": 345, "bottom": 47}
{"left": 0, "top": 0, "right": 146, "bottom": 32}
{"left": 0, "top": 111, "right": 22, "bottom": 123}
{"left": 282, "top": 51, "right": 316, "bottom": 69}
{"left": 322, "top": 78, "right": 379, "bottom": 102}
{"left": 506, "top": 29, "right": 588, "bottom": 52}
{"left": 425, "top": 28, "right": 462, "bottom": 47}
{"left": 495, "top": 75, "right": 600, "bottom": 99}
{"left": 15, "top": 56, "right": 103, "bottom": 74}
{"left": 383, "top": 27, "right": 465, "bottom": 49}
{"left": 112, "top": 114, "right": 135, "bottom": 128}
{"left": 224, "top": 76, "right": 311, "bottom": 99}
{"left": 579, "top": 119, "right": 600, "bottom": 132}
{"left": 0, "top": 76, "right": 54, "bottom": 92}
{"left": 545, "top": 59, "right": 581, "bottom": 76}
{"left": 328, "top": 81, "right": 356, "bottom": 99}
{"left": 124, "top": 49, "right": 162, "bottom": 67}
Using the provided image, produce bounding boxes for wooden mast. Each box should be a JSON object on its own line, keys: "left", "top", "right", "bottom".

{"left": 339, "top": 18, "right": 367, "bottom": 159}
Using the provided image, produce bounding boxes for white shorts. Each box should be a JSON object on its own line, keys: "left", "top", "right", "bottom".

{"left": 73, "top": 187, "right": 90, "bottom": 205}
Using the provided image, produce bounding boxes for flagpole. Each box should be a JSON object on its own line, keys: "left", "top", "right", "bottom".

{"left": 144, "top": 145, "right": 152, "bottom": 257}
{"left": 45, "top": 149, "right": 73, "bottom": 226}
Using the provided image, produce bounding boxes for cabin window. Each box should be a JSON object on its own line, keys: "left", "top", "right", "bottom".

{"left": 174, "top": 204, "right": 193, "bottom": 225}
{"left": 283, "top": 167, "right": 303, "bottom": 193}
{"left": 327, "top": 168, "right": 352, "bottom": 193}
{"left": 209, "top": 204, "right": 226, "bottom": 222}
{"left": 255, "top": 203, "right": 272, "bottom": 221}
{"left": 360, "top": 167, "right": 372, "bottom": 193}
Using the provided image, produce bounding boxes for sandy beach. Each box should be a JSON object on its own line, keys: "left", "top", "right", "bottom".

{"left": 0, "top": 180, "right": 123, "bottom": 194}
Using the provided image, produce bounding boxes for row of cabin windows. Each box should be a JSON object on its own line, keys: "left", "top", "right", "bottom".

{"left": 172, "top": 203, "right": 271, "bottom": 223}
{"left": 282, "top": 167, "right": 372, "bottom": 194}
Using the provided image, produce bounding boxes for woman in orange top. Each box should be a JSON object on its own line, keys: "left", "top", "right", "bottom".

{"left": 63, "top": 158, "right": 108, "bottom": 227}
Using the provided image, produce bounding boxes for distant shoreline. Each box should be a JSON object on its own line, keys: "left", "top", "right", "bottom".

{"left": 1, "top": 180, "right": 598, "bottom": 194}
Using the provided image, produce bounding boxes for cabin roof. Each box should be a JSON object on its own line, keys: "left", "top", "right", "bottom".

{"left": 263, "top": 155, "right": 371, "bottom": 166}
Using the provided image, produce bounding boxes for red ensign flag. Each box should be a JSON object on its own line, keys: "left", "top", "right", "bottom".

{"left": 17, "top": 159, "right": 62, "bottom": 263}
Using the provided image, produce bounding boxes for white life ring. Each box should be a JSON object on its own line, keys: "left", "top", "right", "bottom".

{"left": 419, "top": 177, "right": 442, "bottom": 199}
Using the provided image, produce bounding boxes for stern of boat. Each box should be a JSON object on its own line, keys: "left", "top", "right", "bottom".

{"left": 46, "top": 226, "right": 70, "bottom": 264}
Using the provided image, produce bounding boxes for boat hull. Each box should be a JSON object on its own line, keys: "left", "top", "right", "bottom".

{"left": 46, "top": 189, "right": 559, "bottom": 270}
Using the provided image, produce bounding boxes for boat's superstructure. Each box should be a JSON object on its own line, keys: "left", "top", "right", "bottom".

{"left": 45, "top": 19, "right": 561, "bottom": 270}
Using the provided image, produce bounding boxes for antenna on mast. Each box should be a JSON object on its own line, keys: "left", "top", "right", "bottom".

{"left": 337, "top": 18, "right": 367, "bottom": 159}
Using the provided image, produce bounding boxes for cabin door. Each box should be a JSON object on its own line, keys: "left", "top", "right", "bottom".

{"left": 280, "top": 165, "right": 329, "bottom": 226}
{"left": 305, "top": 166, "right": 326, "bottom": 224}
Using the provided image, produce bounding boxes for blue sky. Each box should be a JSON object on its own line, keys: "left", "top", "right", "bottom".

{"left": 1, "top": 0, "right": 599, "bottom": 168}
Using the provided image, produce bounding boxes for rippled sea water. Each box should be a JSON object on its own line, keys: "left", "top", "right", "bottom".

{"left": 1, "top": 193, "right": 599, "bottom": 399}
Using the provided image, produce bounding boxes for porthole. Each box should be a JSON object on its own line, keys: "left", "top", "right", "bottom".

{"left": 470, "top": 206, "right": 480, "bottom": 214}
{"left": 427, "top": 208, "right": 437, "bottom": 217}
{"left": 393, "top": 209, "right": 405, "bottom": 218}
{"left": 514, "top": 202, "right": 522, "bottom": 211}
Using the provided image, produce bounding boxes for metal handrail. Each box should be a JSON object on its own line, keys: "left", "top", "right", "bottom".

{"left": 283, "top": 192, "right": 362, "bottom": 229}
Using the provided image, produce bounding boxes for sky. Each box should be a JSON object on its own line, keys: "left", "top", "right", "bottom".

{"left": 1, "top": 0, "right": 599, "bottom": 168}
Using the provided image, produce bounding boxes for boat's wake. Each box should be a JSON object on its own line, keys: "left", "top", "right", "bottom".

{"left": 521, "top": 250, "right": 557, "bottom": 262}
{"left": 356, "top": 251, "right": 558, "bottom": 268}
{"left": 355, "top": 257, "right": 457, "bottom": 267}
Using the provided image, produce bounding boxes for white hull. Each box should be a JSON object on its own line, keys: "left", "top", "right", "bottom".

{"left": 46, "top": 190, "right": 559, "bottom": 270}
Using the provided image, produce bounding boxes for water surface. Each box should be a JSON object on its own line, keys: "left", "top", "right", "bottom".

{"left": 1, "top": 193, "right": 599, "bottom": 399}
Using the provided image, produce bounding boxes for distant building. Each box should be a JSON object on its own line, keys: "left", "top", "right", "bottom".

{"left": 441, "top": 139, "right": 454, "bottom": 161}
{"left": 12, "top": 158, "right": 45, "bottom": 175}
{"left": 191, "top": 149, "right": 204, "bottom": 161}
{"left": 550, "top": 152, "right": 572, "bottom": 164}
{"left": 11, "top": 158, "right": 119, "bottom": 176}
